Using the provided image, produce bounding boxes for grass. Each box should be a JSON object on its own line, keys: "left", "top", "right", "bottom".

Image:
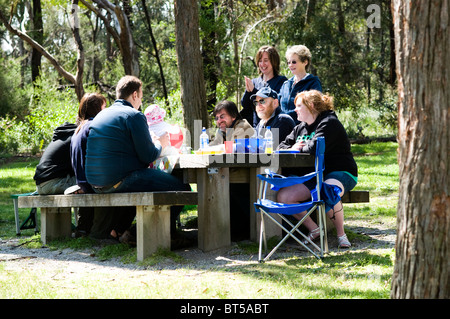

{"left": 0, "top": 142, "right": 399, "bottom": 299}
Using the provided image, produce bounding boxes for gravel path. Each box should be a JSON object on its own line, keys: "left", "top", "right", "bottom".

{"left": 0, "top": 219, "right": 396, "bottom": 275}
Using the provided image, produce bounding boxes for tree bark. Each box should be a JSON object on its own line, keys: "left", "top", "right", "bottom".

{"left": 174, "top": 0, "right": 208, "bottom": 147}
{"left": 391, "top": 0, "right": 449, "bottom": 299}
{"left": 30, "top": 0, "right": 43, "bottom": 83}
{"left": 200, "top": 0, "right": 220, "bottom": 110}
{"left": 70, "top": 0, "right": 85, "bottom": 101}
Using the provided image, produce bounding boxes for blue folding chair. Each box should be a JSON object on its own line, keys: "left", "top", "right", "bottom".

{"left": 254, "top": 137, "right": 340, "bottom": 261}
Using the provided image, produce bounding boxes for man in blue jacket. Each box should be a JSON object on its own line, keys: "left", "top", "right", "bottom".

{"left": 85, "top": 76, "right": 189, "bottom": 245}
{"left": 252, "top": 87, "right": 295, "bottom": 147}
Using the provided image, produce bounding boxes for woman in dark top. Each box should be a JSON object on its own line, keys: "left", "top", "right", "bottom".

{"left": 70, "top": 93, "right": 106, "bottom": 194}
{"left": 240, "top": 45, "right": 287, "bottom": 127}
{"left": 277, "top": 90, "right": 357, "bottom": 248}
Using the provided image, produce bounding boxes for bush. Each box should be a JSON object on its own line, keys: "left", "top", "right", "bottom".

{"left": 0, "top": 78, "right": 78, "bottom": 156}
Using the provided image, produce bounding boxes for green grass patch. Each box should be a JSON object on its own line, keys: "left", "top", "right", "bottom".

{"left": 0, "top": 142, "right": 399, "bottom": 299}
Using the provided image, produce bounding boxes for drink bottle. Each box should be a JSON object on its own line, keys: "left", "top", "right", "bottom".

{"left": 264, "top": 126, "right": 273, "bottom": 154}
{"left": 200, "top": 127, "right": 209, "bottom": 149}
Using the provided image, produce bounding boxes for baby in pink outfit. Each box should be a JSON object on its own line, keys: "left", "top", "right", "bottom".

{"left": 144, "top": 104, "right": 182, "bottom": 156}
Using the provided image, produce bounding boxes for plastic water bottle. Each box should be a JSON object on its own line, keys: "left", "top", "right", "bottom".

{"left": 200, "top": 127, "right": 209, "bottom": 149}
{"left": 264, "top": 126, "right": 273, "bottom": 154}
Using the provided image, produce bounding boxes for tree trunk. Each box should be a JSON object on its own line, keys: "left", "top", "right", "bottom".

{"left": 174, "top": 0, "right": 208, "bottom": 148}
{"left": 391, "top": 0, "right": 449, "bottom": 299}
{"left": 200, "top": 0, "right": 220, "bottom": 111}
{"left": 30, "top": 0, "right": 43, "bottom": 83}
{"left": 71, "top": 0, "right": 85, "bottom": 100}
{"left": 305, "top": 0, "right": 316, "bottom": 25}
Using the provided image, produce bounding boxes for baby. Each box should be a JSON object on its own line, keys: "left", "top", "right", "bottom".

{"left": 144, "top": 104, "right": 182, "bottom": 157}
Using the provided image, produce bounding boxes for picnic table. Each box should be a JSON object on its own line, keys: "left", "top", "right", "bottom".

{"left": 17, "top": 152, "right": 368, "bottom": 260}
{"left": 174, "top": 152, "right": 368, "bottom": 252}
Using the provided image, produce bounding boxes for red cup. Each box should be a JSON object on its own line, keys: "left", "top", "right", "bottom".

{"left": 225, "top": 141, "right": 233, "bottom": 153}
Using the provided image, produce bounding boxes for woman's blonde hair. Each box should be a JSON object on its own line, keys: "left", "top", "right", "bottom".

{"left": 294, "top": 90, "right": 334, "bottom": 115}
{"left": 285, "top": 45, "right": 312, "bottom": 72}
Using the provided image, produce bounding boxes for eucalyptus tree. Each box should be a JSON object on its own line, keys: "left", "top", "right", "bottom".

{"left": 174, "top": 0, "right": 208, "bottom": 147}
{"left": 391, "top": 0, "right": 449, "bottom": 299}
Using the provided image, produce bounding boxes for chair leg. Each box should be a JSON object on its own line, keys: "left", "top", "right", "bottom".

{"left": 262, "top": 210, "right": 321, "bottom": 260}
{"left": 12, "top": 197, "right": 20, "bottom": 235}
{"left": 258, "top": 212, "right": 267, "bottom": 263}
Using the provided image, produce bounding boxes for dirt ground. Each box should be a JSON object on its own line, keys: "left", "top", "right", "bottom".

{"left": 0, "top": 216, "right": 396, "bottom": 277}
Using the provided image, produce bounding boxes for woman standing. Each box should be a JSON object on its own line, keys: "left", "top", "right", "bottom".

{"left": 277, "top": 90, "right": 357, "bottom": 248}
{"left": 279, "top": 45, "right": 322, "bottom": 124}
{"left": 240, "top": 45, "right": 287, "bottom": 128}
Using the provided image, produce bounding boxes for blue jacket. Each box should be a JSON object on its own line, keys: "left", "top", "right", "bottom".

{"left": 240, "top": 74, "right": 287, "bottom": 127}
{"left": 70, "top": 120, "right": 93, "bottom": 193}
{"left": 255, "top": 106, "right": 295, "bottom": 148}
{"left": 85, "top": 99, "right": 161, "bottom": 187}
{"left": 278, "top": 74, "right": 322, "bottom": 124}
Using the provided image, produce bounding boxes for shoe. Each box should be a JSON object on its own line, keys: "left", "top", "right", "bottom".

{"left": 338, "top": 234, "right": 351, "bottom": 248}
{"left": 302, "top": 227, "right": 320, "bottom": 245}
{"left": 64, "top": 185, "right": 81, "bottom": 195}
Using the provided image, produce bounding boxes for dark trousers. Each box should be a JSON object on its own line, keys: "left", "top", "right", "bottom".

{"left": 230, "top": 183, "right": 250, "bottom": 241}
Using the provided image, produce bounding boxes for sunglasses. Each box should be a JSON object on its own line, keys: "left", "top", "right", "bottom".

{"left": 287, "top": 60, "right": 297, "bottom": 65}
{"left": 253, "top": 99, "right": 267, "bottom": 107}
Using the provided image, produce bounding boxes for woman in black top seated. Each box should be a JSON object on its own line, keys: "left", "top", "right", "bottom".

{"left": 277, "top": 90, "right": 358, "bottom": 248}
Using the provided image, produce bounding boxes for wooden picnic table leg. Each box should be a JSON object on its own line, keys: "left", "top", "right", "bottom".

{"left": 197, "top": 167, "right": 231, "bottom": 252}
{"left": 136, "top": 205, "right": 171, "bottom": 262}
{"left": 40, "top": 207, "right": 72, "bottom": 244}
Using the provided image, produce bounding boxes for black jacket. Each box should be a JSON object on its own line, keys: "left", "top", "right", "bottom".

{"left": 33, "top": 122, "right": 77, "bottom": 185}
{"left": 278, "top": 111, "right": 357, "bottom": 177}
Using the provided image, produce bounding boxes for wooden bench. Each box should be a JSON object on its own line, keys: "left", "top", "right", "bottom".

{"left": 18, "top": 191, "right": 198, "bottom": 261}
{"left": 341, "top": 190, "right": 370, "bottom": 203}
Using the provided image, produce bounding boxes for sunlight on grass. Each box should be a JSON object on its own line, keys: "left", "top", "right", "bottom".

{"left": 0, "top": 142, "right": 399, "bottom": 299}
{"left": 0, "top": 249, "right": 394, "bottom": 299}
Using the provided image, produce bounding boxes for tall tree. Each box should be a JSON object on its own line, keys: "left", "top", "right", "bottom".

{"left": 30, "top": 0, "right": 43, "bottom": 83}
{"left": 391, "top": 0, "right": 449, "bottom": 298}
{"left": 174, "top": 0, "right": 208, "bottom": 147}
{"left": 200, "top": 0, "right": 220, "bottom": 110}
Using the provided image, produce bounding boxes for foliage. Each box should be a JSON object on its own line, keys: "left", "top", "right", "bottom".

{"left": 0, "top": 57, "right": 29, "bottom": 118}
{"left": 280, "top": 0, "right": 396, "bottom": 119}
{"left": 0, "top": 0, "right": 398, "bottom": 157}
{"left": 0, "top": 77, "right": 79, "bottom": 156}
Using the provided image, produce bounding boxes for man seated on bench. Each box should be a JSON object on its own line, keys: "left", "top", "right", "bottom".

{"left": 85, "top": 75, "right": 190, "bottom": 246}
